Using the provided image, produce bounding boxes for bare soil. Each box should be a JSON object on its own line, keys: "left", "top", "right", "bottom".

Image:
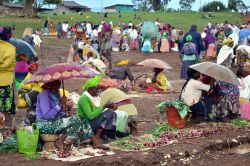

{"left": 1, "top": 38, "right": 250, "bottom": 166}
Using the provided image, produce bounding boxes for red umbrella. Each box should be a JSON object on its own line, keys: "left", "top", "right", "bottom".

{"left": 137, "top": 59, "right": 172, "bottom": 70}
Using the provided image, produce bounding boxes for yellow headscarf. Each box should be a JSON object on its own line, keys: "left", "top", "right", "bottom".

{"left": 117, "top": 59, "right": 129, "bottom": 66}
{"left": 223, "top": 38, "right": 233, "bottom": 46}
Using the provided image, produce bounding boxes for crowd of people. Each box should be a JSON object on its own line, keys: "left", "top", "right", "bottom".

{"left": 0, "top": 16, "right": 250, "bottom": 153}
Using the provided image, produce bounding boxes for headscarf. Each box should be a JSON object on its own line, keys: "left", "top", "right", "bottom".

{"left": 103, "top": 23, "right": 111, "bottom": 32}
{"left": 99, "top": 78, "right": 117, "bottom": 88}
{"left": 0, "top": 27, "right": 12, "bottom": 41}
{"left": 18, "top": 54, "right": 28, "bottom": 62}
{"left": 186, "top": 35, "right": 193, "bottom": 42}
{"left": 117, "top": 59, "right": 129, "bottom": 66}
{"left": 28, "top": 63, "right": 38, "bottom": 72}
{"left": 223, "top": 38, "right": 233, "bottom": 46}
{"left": 82, "top": 76, "right": 101, "bottom": 91}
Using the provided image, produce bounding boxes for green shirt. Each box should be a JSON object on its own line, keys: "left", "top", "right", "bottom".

{"left": 77, "top": 95, "right": 103, "bottom": 120}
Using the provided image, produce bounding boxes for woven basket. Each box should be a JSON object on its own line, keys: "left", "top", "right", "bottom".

{"left": 40, "top": 134, "right": 59, "bottom": 142}
{"left": 165, "top": 106, "right": 188, "bottom": 129}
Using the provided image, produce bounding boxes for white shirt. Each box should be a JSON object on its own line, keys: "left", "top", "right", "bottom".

{"left": 32, "top": 34, "right": 42, "bottom": 47}
{"left": 129, "top": 29, "right": 138, "bottom": 40}
{"left": 181, "top": 79, "right": 210, "bottom": 106}
{"left": 62, "top": 23, "right": 68, "bottom": 32}
{"left": 92, "top": 29, "right": 98, "bottom": 37}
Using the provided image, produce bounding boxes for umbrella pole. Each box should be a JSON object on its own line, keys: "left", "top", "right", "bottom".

{"left": 61, "top": 80, "right": 67, "bottom": 115}
{"left": 40, "top": 44, "right": 44, "bottom": 66}
{"left": 62, "top": 80, "right": 65, "bottom": 96}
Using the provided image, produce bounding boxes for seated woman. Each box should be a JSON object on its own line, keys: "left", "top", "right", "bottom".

{"left": 20, "top": 63, "right": 43, "bottom": 93}
{"left": 77, "top": 76, "right": 116, "bottom": 143}
{"left": 180, "top": 68, "right": 214, "bottom": 121}
{"left": 111, "top": 60, "right": 134, "bottom": 92}
{"left": 36, "top": 80, "right": 108, "bottom": 150}
{"left": 83, "top": 51, "right": 107, "bottom": 74}
{"left": 17, "top": 63, "right": 42, "bottom": 108}
{"left": 215, "top": 81, "right": 240, "bottom": 121}
{"left": 144, "top": 68, "right": 168, "bottom": 93}
{"left": 99, "top": 78, "right": 138, "bottom": 135}
{"left": 15, "top": 54, "right": 29, "bottom": 89}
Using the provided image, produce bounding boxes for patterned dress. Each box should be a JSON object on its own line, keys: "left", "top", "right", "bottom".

{"left": 215, "top": 81, "right": 240, "bottom": 121}
{"left": 0, "top": 85, "right": 15, "bottom": 114}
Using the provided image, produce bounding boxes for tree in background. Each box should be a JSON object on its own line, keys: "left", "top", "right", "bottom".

{"left": 149, "top": 0, "right": 171, "bottom": 11}
{"left": 132, "top": 0, "right": 149, "bottom": 11}
{"left": 1, "top": 0, "right": 61, "bottom": 17}
{"left": 228, "top": 0, "right": 247, "bottom": 12}
{"left": 200, "top": 1, "right": 226, "bottom": 12}
{"left": 179, "top": 0, "right": 195, "bottom": 11}
{"left": 132, "top": 0, "right": 171, "bottom": 11}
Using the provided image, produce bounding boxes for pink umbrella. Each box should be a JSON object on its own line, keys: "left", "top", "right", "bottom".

{"left": 137, "top": 59, "right": 172, "bottom": 70}
{"left": 24, "top": 63, "right": 100, "bottom": 84}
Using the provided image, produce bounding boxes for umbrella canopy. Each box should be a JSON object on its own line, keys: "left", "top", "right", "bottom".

{"left": 189, "top": 62, "right": 239, "bottom": 85}
{"left": 24, "top": 63, "right": 100, "bottom": 84}
{"left": 238, "top": 29, "right": 250, "bottom": 43}
{"left": 140, "top": 21, "right": 159, "bottom": 39}
{"left": 137, "top": 59, "right": 173, "bottom": 70}
{"left": 9, "top": 38, "right": 37, "bottom": 60}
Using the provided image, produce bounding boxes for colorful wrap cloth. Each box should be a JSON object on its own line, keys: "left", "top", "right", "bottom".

{"left": 37, "top": 116, "right": 93, "bottom": 140}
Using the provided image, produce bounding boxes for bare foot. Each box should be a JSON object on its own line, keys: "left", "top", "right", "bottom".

{"left": 54, "top": 135, "right": 66, "bottom": 150}
{"left": 92, "top": 144, "right": 110, "bottom": 150}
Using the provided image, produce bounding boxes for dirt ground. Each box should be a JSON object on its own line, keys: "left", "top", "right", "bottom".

{"left": 1, "top": 38, "right": 250, "bottom": 166}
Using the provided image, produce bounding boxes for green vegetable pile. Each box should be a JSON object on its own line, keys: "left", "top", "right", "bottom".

{"left": 147, "top": 123, "right": 178, "bottom": 137}
{"left": 229, "top": 119, "right": 249, "bottom": 126}
{"left": 111, "top": 123, "right": 178, "bottom": 151}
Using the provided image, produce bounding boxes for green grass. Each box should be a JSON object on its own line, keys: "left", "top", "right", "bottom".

{"left": 0, "top": 12, "right": 243, "bottom": 38}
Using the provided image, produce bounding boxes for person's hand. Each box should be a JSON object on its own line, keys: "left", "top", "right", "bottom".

{"left": 60, "top": 96, "right": 67, "bottom": 106}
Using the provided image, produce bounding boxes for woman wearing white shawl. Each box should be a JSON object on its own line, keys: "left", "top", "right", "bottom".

{"left": 217, "top": 38, "right": 235, "bottom": 68}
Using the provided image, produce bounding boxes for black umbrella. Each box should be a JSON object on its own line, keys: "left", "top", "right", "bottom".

{"left": 9, "top": 38, "right": 37, "bottom": 61}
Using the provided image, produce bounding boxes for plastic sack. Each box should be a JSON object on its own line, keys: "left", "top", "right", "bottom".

{"left": 17, "top": 124, "right": 39, "bottom": 154}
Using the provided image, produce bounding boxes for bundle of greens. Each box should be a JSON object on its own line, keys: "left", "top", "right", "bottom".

{"left": 229, "top": 119, "right": 249, "bottom": 126}
{"left": 157, "top": 100, "right": 191, "bottom": 119}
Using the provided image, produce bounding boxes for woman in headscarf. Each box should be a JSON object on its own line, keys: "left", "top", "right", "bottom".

{"left": 15, "top": 54, "right": 29, "bottom": 89}
{"left": 99, "top": 78, "right": 138, "bottom": 135}
{"left": 77, "top": 76, "right": 116, "bottom": 143}
{"left": 36, "top": 80, "right": 109, "bottom": 150}
{"left": 216, "top": 38, "right": 235, "bottom": 69}
{"left": 100, "top": 24, "right": 112, "bottom": 70}
{"left": 49, "top": 21, "right": 56, "bottom": 35}
{"left": 111, "top": 60, "right": 134, "bottom": 92}
{"left": 216, "top": 27, "right": 225, "bottom": 54}
{"left": 144, "top": 67, "right": 168, "bottom": 93}
{"left": 129, "top": 26, "right": 139, "bottom": 51}
{"left": 204, "top": 28, "right": 216, "bottom": 60}
{"left": 180, "top": 35, "right": 198, "bottom": 79}
{"left": 0, "top": 27, "right": 16, "bottom": 128}
{"left": 160, "top": 25, "right": 170, "bottom": 53}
